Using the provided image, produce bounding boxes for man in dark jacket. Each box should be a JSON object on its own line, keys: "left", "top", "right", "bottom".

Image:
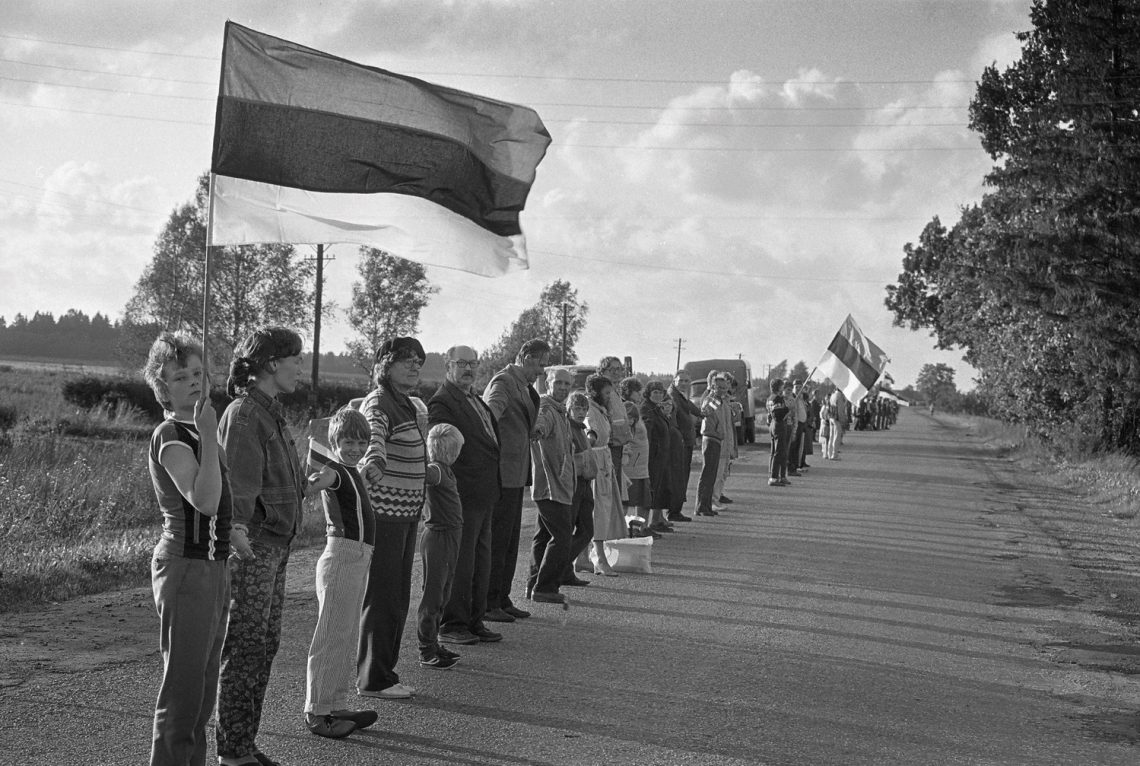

{"left": 666, "top": 370, "right": 702, "bottom": 522}
{"left": 428, "top": 346, "right": 504, "bottom": 644}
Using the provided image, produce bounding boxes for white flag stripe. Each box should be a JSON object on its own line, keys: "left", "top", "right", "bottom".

{"left": 210, "top": 176, "right": 529, "bottom": 277}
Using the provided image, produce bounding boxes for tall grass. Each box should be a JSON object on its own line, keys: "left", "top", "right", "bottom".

{"left": 0, "top": 365, "right": 324, "bottom": 612}
{"left": 0, "top": 428, "right": 155, "bottom": 610}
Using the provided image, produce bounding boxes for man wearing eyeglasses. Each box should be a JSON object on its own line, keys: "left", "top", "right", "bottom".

{"left": 482, "top": 339, "right": 551, "bottom": 623}
{"left": 427, "top": 346, "right": 505, "bottom": 645}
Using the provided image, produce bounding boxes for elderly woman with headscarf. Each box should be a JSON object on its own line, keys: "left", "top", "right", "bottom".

{"left": 357, "top": 337, "right": 428, "bottom": 700}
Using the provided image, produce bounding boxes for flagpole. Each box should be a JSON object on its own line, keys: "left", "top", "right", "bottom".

{"left": 202, "top": 173, "right": 216, "bottom": 401}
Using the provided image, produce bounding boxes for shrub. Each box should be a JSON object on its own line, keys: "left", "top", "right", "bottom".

{"left": 61, "top": 376, "right": 163, "bottom": 420}
{"left": 0, "top": 403, "right": 16, "bottom": 432}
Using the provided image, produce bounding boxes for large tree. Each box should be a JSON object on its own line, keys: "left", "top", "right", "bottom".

{"left": 886, "top": 0, "right": 1140, "bottom": 452}
{"left": 345, "top": 248, "right": 439, "bottom": 372}
{"left": 915, "top": 363, "right": 958, "bottom": 408}
{"left": 122, "top": 172, "right": 319, "bottom": 370}
{"left": 476, "top": 280, "right": 589, "bottom": 389}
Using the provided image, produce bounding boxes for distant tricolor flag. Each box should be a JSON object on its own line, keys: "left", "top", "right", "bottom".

{"left": 208, "top": 22, "right": 551, "bottom": 276}
{"left": 816, "top": 315, "right": 890, "bottom": 404}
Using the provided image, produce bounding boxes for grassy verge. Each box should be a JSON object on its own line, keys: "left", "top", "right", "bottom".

{"left": 936, "top": 412, "right": 1140, "bottom": 520}
{"left": 0, "top": 368, "right": 326, "bottom": 613}
{"left": 0, "top": 424, "right": 326, "bottom": 613}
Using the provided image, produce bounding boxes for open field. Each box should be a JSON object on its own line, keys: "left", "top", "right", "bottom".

{"left": 0, "top": 363, "right": 325, "bottom": 612}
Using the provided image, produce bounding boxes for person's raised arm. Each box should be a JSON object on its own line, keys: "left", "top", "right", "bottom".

{"left": 161, "top": 398, "right": 222, "bottom": 515}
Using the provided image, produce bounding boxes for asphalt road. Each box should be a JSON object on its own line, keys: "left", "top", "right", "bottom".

{"left": 2, "top": 409, "right": 1139, "bottom": 765}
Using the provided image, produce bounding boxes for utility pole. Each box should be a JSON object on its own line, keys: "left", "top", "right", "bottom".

{"left": 560, "top": 302, "right": 569, "bottom": 364}
{"left": 308, "top": 244, "right": 330, "bottom": 418}
{"left": 675, "top": 337, "right": 685, "bottom": 371}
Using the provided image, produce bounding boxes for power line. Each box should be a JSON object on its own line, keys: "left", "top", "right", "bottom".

{"left": 534, "top": 249, "right": 890, "bottom": 283}
{"left": 5, "top": 77, "right": 975, "bottom": 126}
{"left": 0, "top": 179, "right": 171, "bottom": 215}
{"left": 0, "top": 56, "right": 215, "bottom": 86}
{"left": 0, "top": 99, "right": 211, "bottom": 126}
{"left": 0, "top": 74, "right": 214, "bottom": 101}
{"left": 5, "top": 30, "right": 1138, "bottom": 87}
{"left": 0, "top": 32, "right": 216, "bottom": 60}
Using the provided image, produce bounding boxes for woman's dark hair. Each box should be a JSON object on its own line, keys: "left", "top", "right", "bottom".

{"left": 374, "top": 340, "right": 426, "bottom": 387}
{"left": 227, "top": 326, "right": 304, "bottom": 397}
{"left": 618, "top": 375, "right": 642, "bottom": 401}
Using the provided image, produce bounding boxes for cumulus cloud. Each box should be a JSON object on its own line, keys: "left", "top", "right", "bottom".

{"left": 34, "top": 162, "right": 161, "bottom": 234}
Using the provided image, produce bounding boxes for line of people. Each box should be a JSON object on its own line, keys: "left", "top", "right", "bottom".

{"left": 140, "top": 327, "right": 743, "bottom": 766}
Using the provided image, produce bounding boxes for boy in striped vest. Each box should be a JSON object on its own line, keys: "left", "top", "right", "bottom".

{"left": 303, "top": 407, "right": 381, "bottom": 738}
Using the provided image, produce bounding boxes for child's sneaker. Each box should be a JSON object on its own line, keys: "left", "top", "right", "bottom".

{"left": 436, "top": 645, "right": 461, "bottom": 661}
{"left": 419, "top": 653, "right": 458, "bottom": 670}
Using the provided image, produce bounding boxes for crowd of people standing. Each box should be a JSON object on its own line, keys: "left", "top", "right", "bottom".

{"left": 141, "top": 325, "right": 887, "bottom": 765}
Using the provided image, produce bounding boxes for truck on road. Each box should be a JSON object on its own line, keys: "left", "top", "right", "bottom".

{"left": 683, "top": 358, "right": 757, "bottom": 444}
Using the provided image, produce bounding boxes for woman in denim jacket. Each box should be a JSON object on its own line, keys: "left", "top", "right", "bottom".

{"left": 215, "top": 326, "right": 306, "bottom": 766}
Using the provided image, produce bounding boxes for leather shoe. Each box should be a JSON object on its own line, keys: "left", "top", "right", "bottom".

{"left": 503, "top": 604, "right": 531, "bottom": 619}
{"left": 470, "top": 623, "right": 503, "bottom": 642}
{"left": 530, "top": 590, "right": 566, "bottom": 603}
{"left": 561, "top": 575, "right": 590, "bottom": 586}
{"left": 695, "top": 508, "right": 718, "bottom": 516}
{"left": 718, "top": 495, "right": 734, "bottom": 504}
{"left": 439, "top": 628, "right": 479, "bottom": 645}
{"left": 330, "top": 709, "right": 378, "bottom": 729}
{"left": 483, "top": 607, "right": 515, "bottom": 623}
{"left": 306, "top": 713, "right": 356, "bottom": 739}
{"left": 359, "top": 683, "right": 412, "bottom": 699}
{"left": 667, "top": 513, "right": 693, "bottom": 522}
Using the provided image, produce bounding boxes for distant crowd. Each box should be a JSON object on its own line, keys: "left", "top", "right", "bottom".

{"left": 139, "top": 326, "right": 895, "bottom": 766}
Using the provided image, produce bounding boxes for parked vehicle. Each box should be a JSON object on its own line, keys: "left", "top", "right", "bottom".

{"left": 534, "top": 356, "right": 633, "bottom": 396}
{"left": 683, "top": 358, "right": 756, "bottom": 444}
{"left": 533, "top": 364, "right": 596, "bottom": 395}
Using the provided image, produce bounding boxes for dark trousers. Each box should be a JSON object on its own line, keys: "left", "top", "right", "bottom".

{"left": 770, "top": 422, "right": 790, "bottom": 479}
{"left": 151, "top": 555, "right": 229, "bottom": 766}
{"left": 563, "top": 479, "right": 594, "bottom": 581}
{"left": 417, "top": 526, "right": 461, "bottom": 657}
{"left": 528, "top": 499, "right": 573, "bottom": 594}
{"left": 670, "top": 444, "right": 695, "bottom": 516}
{"left": 358, "top": 520, "right": 417, "bottom": 693}
{"left": 440, "top": 494, "right": 494, "bottom": 633}
{"left": 790, "top": 422, "right": 806, "bottom": 468}
{"left": 696, "top": 437, "right": 721, "bottom": 512}
{"left": 488, "top": 486, "right": 524, "bottom": 611}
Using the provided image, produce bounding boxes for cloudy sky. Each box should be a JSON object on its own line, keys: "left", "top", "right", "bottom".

{"left": 0, "top": 0, "right": 1031, "bottom": 386}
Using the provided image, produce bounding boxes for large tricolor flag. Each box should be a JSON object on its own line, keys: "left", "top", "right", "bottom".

{"left": 208, "top": 22, "right": 551, "bottom": 276}
{"left": 815, "top": 315, "right": 890, "bottom": 404}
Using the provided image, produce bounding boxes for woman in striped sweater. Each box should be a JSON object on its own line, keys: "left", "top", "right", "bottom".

{"left": 357, "top": 337, "right": 429, "bottom": 700}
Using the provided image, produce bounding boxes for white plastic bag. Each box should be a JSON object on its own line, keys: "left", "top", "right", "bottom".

{"left": 589, "top": 536, "right": 653, "bottom": 574}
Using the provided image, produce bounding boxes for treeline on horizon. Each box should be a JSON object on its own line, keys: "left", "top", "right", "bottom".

{"left": 0, "top": 309, "right": 381, "bottom": 378}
